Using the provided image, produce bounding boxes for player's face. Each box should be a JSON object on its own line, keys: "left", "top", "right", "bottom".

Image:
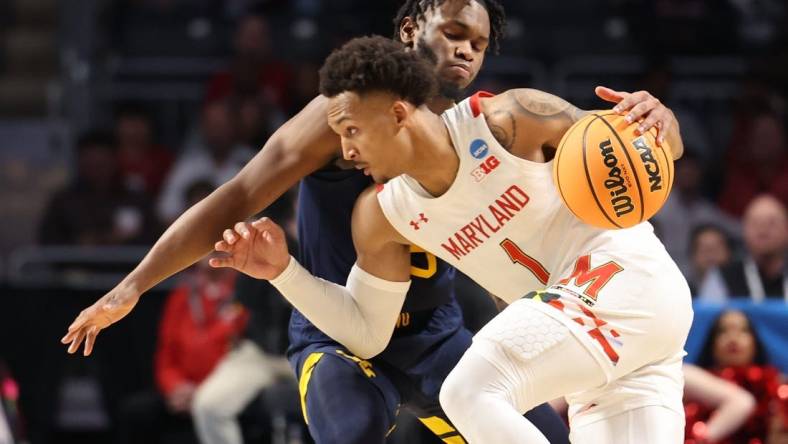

{"left": 327, "top": 92, "right": 408, "bottom": 183}
{"left": 712, "top": 310, "right": 757, "bottom": 367}
{"left": 403, "top": 1, "right": 490, "bottom": 99}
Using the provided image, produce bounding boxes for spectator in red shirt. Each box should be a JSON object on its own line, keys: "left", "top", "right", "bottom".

{"left": 204, "top": 15, "right": 291, "bottom": 111}
{"left": 118, "top": 257, "right": 246, "bottom": 444}
{"left": 718, "top": 109, "right": 788, "bottom": 217}
{"left": 115, "top": 104, "right": 173, "bottom": 197}
{"left": 155, "top": 260, "right": 247, "bottom": 412}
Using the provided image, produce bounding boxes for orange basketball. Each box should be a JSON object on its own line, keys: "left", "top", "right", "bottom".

{"left": 553, "top": 111, "right": 674, "bottom": 229}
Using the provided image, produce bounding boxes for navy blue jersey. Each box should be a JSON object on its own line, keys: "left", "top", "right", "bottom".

{"left": 288, "top": 165, "right": 457, "bottom": 360}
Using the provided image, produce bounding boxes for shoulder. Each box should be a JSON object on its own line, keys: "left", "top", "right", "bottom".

{"left": 480, "top": 88, "right": 586, "bottom": 155}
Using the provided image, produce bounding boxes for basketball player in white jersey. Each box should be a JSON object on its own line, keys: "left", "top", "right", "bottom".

{"left": 209, "top": 37, "right": 692, "bottom": 443}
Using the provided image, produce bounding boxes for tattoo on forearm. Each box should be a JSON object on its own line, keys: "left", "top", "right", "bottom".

{"left": 488, "top": 110, "right": 515, "bottom": 151}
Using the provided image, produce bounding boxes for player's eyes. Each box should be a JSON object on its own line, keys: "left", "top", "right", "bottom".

{"left": 443, "top": 31, "right": 461, "bottom": 40}
{"left": 346, "top": 127, "right": 358, "bottom": 136}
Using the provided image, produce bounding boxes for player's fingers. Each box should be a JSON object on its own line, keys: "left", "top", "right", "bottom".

{"left": 208, "top": 257, "right": 234, "bottom": 269}
{"left": 595, "top": 86, "right": 625, "bottom": 106}
{"left": 67, "top": 310, "right": 89, "bottom": 332}
{"left": 657, "top": 119, "right": 672, "bottom": 146}
{"left": 234, "top": 221, "right": 251, "bottom": 239}
{"left": 222, "top": 229, "right": 237, "bottom": 245}
{"left": 63, "top": 316, "right": 86, "bottom": 341}
{"left": 214, "top": 240, "right": 231, "bottom": 252}
{"left": 68, "top": 329, "right": 87, "bottom": 354}
{"left": 615, "top": 90, "right": 649, "bottom": 114}
{"left": 252, "top": 217, "right": 285, "bottom": 240}
{"left": 251, "top": 216, "right": 275, "bottom": 230}
{"left": 61, "top": 329, "right": 78, "bottom": 344}
{"left": 84, "top": 326, "right": 99, "bottom": 356}
{"left": 637, "top": 112, "right": 662, "bottom": 136}
{"left": 262, "top": 224, "right": 286, "bottom": 245}
{"left": 625, "top": 98, "right": 659, "bottom": 124}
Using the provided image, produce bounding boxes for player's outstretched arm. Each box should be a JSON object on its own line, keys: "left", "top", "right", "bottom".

{"left": 61, "top": 95, "right": 340, "bottom": 356}
{"left": 210, "top": 187, "right": 412, "bottom": 359}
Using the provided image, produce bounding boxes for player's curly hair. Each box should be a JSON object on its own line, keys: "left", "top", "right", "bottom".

{"left": 319, "top": 36, "right": 437, "bottom": 106}
{"left": 392, "top": 0, "right": 506, "bottom": 54}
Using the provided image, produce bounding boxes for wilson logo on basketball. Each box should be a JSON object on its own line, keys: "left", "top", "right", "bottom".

{"left": 599, "top": 138, "right": 635, "bottom": 218}
{"left": 632, "top": 136, "right": 662, "bottom": 192}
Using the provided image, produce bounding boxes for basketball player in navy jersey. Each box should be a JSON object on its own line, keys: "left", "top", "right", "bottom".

{"left": 62, "top": 2, "right": 677, "bottom": 443}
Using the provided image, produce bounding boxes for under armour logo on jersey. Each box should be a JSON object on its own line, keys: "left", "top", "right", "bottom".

{"left": 409, "top": 213, "right": 429, "bottom": 230}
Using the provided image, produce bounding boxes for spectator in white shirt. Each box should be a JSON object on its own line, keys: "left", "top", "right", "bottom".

{"left": 158, "top": 100, "right": 254, "bottom": 223}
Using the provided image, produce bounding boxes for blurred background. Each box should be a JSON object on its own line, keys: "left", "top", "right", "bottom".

{"left": 0, "top": 0, "right": 787, "bottom": 443}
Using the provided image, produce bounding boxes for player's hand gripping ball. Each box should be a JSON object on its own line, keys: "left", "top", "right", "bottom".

{"left": 553, "top": 112, "right": 674, "bottom": 229}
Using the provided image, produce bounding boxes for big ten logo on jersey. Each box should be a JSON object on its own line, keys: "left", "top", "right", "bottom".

{"left": 469, "top": 138, "right": 500, "bottom": 182}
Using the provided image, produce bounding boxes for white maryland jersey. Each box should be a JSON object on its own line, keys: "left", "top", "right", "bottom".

{"left": 377, "top": 92, "right": 667, "bottom": 303}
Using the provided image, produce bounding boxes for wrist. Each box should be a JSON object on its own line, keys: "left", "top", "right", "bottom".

{"left": 115, "top": 279, "right": 143, "bottom": 299}
{"left": 269, "top": 256, "right": 298, "bottom": 284}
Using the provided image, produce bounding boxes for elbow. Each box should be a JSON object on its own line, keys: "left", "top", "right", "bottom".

{"left": 351, "top": 335, "right": 390, "bottom": 360}
{"left": 349, "top": 327, "right": 394, "bottom": 360}
{"left": 736, "top": 390, "right": 757, "bottom": 416}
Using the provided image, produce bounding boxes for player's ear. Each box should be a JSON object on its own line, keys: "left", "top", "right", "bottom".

{"left": 391, "top": 101, "right": 410, "bottom": 127}
{"left": 399, "top": 17, "right": 417, "bottom": 47}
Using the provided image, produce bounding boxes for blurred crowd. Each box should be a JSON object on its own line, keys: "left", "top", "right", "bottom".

{"left": 2, "top": 0, "right": 788, "bottom": 443}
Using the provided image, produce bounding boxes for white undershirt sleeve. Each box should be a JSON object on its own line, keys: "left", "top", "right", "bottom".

{"left": 269, "top": 256, "right": 410, "bottom": 359}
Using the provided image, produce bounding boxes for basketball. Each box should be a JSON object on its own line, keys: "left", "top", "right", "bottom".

{"left": 553, "top": 111, "right": 674, "bottom": 229}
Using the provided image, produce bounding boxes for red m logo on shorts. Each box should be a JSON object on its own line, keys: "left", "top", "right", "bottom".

{"left": 558, "top": 255, "right": 623, "bottom": 301}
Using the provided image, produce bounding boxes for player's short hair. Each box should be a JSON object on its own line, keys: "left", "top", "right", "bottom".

{"left": 392, "top": 0, "right": 507, "bottom": 54}
{"left": 319, "top": 36, "right": 437, "bottom": 106}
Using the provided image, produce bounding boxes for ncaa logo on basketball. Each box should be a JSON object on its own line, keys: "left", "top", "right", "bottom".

{"left": 469, "top": 139, "right": 489, "bottom": 159}
{"left": 632, "top": 136, "right": 663, "bottom": 192}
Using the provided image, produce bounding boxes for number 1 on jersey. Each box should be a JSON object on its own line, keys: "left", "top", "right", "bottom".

{"left": 499, "top": 239, "right": 550, "bottom": 285}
